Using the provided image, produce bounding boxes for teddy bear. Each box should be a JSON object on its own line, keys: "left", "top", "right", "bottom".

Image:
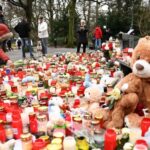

{"left": 80, "top": 85, "right": 104, "bottom": 116}
{"left": 100, "top": 36, "right": 150, "bottom": 129}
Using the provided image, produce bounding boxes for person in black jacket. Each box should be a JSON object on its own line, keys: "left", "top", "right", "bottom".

{"left": 14, "top": 18, "right": 35, "bottom": 59}
{"left": 77, "top": 20, "right": 88, "bottom": 53}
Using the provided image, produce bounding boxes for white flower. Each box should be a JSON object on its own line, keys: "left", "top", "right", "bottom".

{"left": 122, "top": 128, "right": 130, "bottom": 135}
{"left": 123, "top": 142, "right": 133, "bottom": 150}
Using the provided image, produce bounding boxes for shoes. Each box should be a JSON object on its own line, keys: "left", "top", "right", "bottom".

{"left": 31, "top": 56, "right": 36, "bottom": 60}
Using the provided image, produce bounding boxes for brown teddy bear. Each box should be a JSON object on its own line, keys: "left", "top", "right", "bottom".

{"left": 98, "top": 36, "right": 150, "bottom": 129}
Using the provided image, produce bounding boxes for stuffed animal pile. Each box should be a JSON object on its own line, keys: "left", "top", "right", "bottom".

{"left": 96, "top": 36, "right": 150, "bottom": 129}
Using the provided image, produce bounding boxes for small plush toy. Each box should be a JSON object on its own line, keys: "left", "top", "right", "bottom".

{"left": 80, "top": 85, "right": 104, "bottom": 115}
{"left": 83, "top": 73, "right": 104, "bottom": 91}
{"left": 22, "top": 76, "right": 35, "bottom": 83}
{"left": 101, "top": 36, "right": 150, "bottom": 129}
{"left": 124, "top": 113, "right": 144, "bottom": 128}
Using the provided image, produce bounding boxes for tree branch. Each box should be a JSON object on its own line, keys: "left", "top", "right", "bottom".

{"left": 8, "top": 0, "right": 22, "bottom": 7}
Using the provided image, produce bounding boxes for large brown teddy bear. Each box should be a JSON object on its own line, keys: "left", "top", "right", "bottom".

{"left": 100, "top": 36, "right": 150, "bottom": 129}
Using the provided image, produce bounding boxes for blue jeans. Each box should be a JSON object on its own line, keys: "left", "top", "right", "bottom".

{"left": 21, "top": 38, "right": 34, "bottom": 58}
{"left": 95, "top": 38, "right": 101, "bottom": 49}
{"left": 40, "top": 38, "right": 48, "bottom": 55}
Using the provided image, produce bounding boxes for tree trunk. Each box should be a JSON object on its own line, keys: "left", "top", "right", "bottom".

{"left": 67, "top": 0, "right": 76, "bottom": 47}
{"left": 83, "top": 0, "right": 86, "bottom": 20}
{"left": 96, "top": 1, "right": 99, "bottom": 24}
{"left": 87, "top": 0, "right": 91, "bottom": 28}
{"left": 48, "top": 0, "right": 54, "bottom": 39}
{"left": 24, "top": 0, "right": 33, "bottom": 25}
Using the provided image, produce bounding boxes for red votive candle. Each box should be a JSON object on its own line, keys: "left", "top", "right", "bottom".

{"left": 135, "top": 139, "right": 148, "bottom": 148}
{"left": 11, "top": 85, "right": 18, "bottom": 93}
{"left": 104, "top": 129, "right": 117, "bottom": 150}
{"left": 141, "top": 118, "right": 150, "bottom": 136}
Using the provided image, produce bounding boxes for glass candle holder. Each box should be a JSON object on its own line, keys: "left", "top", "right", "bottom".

{"left": 37, "top": 115, "right": 47, "bottom": 134}
{"left": 21, "top": 133, "right": 32, "bottom": 150}
{"left": 129, "top": 128, "right": 142, "bottom": 144}
{"left": 133, "top": 144, "right": 148, "bottom": 150}
{"left": 63, "top": 136, "right": 76, "bottom": 150}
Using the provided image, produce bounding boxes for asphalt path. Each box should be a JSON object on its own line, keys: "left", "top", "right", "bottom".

{"left": 7, "top": 47, "right": 93, "bottom": 61}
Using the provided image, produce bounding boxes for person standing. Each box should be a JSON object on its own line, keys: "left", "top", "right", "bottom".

{"left": 6, "top": 38, "right": 13, "bottom": 51}
{"left": 14, "top": 18, "right": 35, "bottom": 59}
{"left": 77, "top": 20, "right": 88, "bottom": 53}
{"left": 94, "top": 25, "right": 103, "bottom": 50}
{"left": 16, "top": 37, "right": 22, "bottom": 50}
{"left": 38, "top": 16, "right": 48, "bottom": 56}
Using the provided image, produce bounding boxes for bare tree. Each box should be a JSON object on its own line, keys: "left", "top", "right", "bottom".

{"left": 67, "top": 0, "right": 77, "bottom": 47}
{"left": 8, "top": 0, "right": 35, "bottom": 24}
{"left": 137, "top": 4, "right": 150, "bottom": 35}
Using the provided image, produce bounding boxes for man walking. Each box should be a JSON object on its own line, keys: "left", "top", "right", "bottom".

{"left": 38, "top": 16, "right": 48, "bottom": 56}
{"left": 14, "top": 18, "right": 35, "bottom": 59}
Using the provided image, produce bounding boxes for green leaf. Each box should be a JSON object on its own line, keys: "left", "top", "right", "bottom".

{"left": 108, "top": 99, "right": 115, "bottom": 110}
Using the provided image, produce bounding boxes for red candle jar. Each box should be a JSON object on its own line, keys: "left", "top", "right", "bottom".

{"left": 133, "top": 144, "right": 148, "bottom": 150}
{"left": 77, "top": 85, "right": 85, "bottom": 97}
{"left": 33, "top": 104, "right": 40, "bottom": 113}
{"left": 0, "top": 120, "right": 6, "bottom": 143}
{"left": 110, "top": 69, "right": 115, "bottom": 77}
{"left": 32, "top": 139, "right": 46, "bottom": 150}
{"left": 135, "top": 139, "right": 148, "bottom": 148}
{"left": 104, "top": 129, "right": 117, "bottom": 150}
{"left": 11, "top": 85, "right": 18, "bottom": 93}
{"left": 29, "top": 112, "right": 38, "bottom": 134}
{"left": 141, "top": 118, "right": 150, "bottom": 136}
{"left": 40, "top": 93, "right": 49, "bottom": 106}
{"left": 12, "top": 112, "right": 23, "bottom": 139}
{"left": 0, "top": 90, "right": 6, "bottom": 97}
{"left": 0, "top": 106, "right": 6, "bottom": 121}
{"left": 51, "top": 80, "right": 57, "bottom": 86}
{"left": 73, "top": 99, "right": 80, "bottom": 108}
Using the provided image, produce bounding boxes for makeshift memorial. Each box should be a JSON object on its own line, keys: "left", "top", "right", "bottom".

{"left": 99, "top": 36, "right": 150, "bottom": 129}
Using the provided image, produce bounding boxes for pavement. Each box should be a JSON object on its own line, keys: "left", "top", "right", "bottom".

{"left": 6, "top": 47, "right": 93, "bottom": 61}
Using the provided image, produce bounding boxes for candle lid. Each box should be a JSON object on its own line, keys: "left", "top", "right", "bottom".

{"left": 37, "top": 115, "right": 47, "bottom": 121}
{"left": 74, "top": 117, "right": 82, "bottom": 122}
{"left": 38, "top": 106, "right": 48, "bottom": 112}
{"left": 39, "top": 135, "right": 50, "bottom": 141}
{"left": 53, "top": 132, "right": 64, "bottom": 138}
{"left": 47, "top": 144, "right": 62, "bottom": 150}
{"left": 95, "top": 114, "right": 103, "bottom": 120}
{"left": 51, "top": 138, "right": 62, "bottom": 144}
{"left": 91, "top": 120, "right": 99, "bottom": 125}
{"left": 21, "top": 133, "right": 32, "bottom": 141}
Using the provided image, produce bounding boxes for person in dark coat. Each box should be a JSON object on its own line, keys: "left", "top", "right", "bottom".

{"left": 77, "top": 20, "right": 88, "bottom": 53}
{"left": 14, "top": 18, "right": 35, "bottom": 59}
{"left": 6, "top": 39, "right": 13, "bottom": 51}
